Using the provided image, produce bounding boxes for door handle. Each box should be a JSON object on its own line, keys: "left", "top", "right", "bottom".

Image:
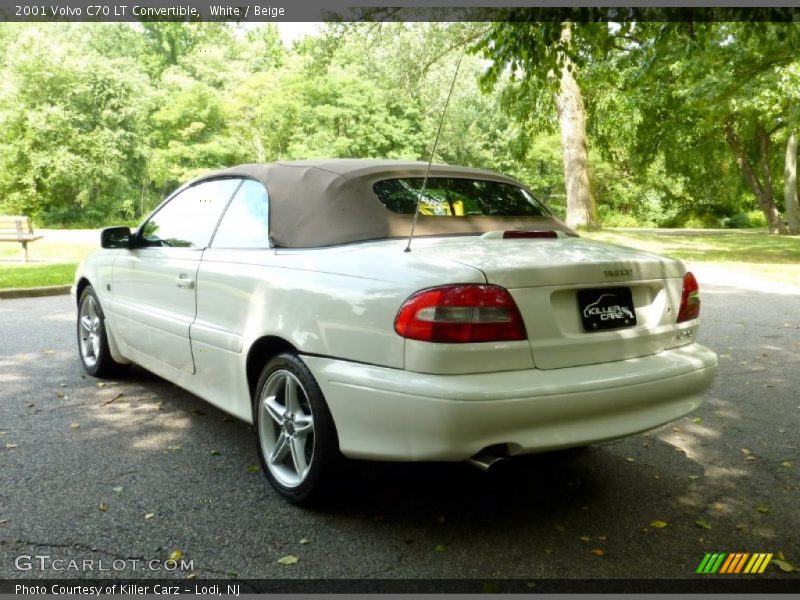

{"left": 175, "top": 274, "right": 195, "bottom": 289}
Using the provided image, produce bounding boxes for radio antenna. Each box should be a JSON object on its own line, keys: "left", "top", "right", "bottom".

{"left": 404, "top": 49, "right": 465, "bottom": 253}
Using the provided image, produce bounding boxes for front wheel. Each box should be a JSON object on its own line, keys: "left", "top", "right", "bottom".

{"left": 254, "top": 353, "right": 341, "bottom": 505}
{"left": 77, "top": 286, "right": 128, "bottom": 378}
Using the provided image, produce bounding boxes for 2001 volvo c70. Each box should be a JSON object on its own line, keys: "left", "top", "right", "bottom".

{"left": 73, "top": 159, "right": 718, "bottom": 503}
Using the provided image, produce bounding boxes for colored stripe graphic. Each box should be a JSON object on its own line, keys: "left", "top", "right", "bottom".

{"left": 697, "top": 553, "right": 727, "bottom": 574}
{"left": 744, "top": 553, "right": 773, "bottom": 574}
{"left": 697, "top": 552, "right": 773, "bottom": 574}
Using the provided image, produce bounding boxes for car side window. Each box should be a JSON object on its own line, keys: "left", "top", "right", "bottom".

{"left": 211, "top": 180, "right": 270, "bottom": 249}
{"left": 140, "top": 179, "right": 242, "bottom": 248}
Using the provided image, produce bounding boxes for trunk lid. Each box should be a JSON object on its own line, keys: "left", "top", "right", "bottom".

{"left": 414, "top": 236, "right": 687, "bottom": 369}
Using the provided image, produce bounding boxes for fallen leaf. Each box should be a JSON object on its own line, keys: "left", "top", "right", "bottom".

{"left": 543, "top": 548, "right": 554, "bottom": 555}
{"left": 96, "top": 382, "right": 106, "bottom": 387}
{"left": 277, "top": 555, "right": 299, "bottom": 565}
{"left": 112, "top": 486, "right": 123, "bottom": 493}
{"left": 210, "top": 450, "right": 221, "bottom": 456}
{"left": 0, "top": 431, "right": 7, "bottom": 436}
{"left": 695, "top": 519, "right": 712, "bottom": 530}
{"left": 70, "top": 423, "right": 80, "bottom": 429}
{"left": 5, "top": 443, "right": 18, "bottom": 449}
{"left": 735, "top": 523, "right": 745, "bottom": 530}
{"left": 145, "top": 513, "right": 155, "bottom": 520}
{"left": 741, "top": 448, "right": 752, "bottom": 455}
{"left": 650, "top": 520, "right": 668, "bottom": 529}
{"left": 186, "top": 573, "right": 197, "bottom": 580}
{"left": 434, "top": 543, "right": 447, "bottom": 553}
{"left": 299, "top": 538, "right": 309, "bottom": 545}
{"left": 579, "top": 536, "right": 591, "bottom": 542}
{"left": 44, "top": 350, "right": 55, "bottom": 355}
{"left": 745, "top": 456, "right": 757, "bottom": 462}
{"left": 99, "top": 503, "right": 109, "bottom": 512}
{"left": 167, "top": 445, "right": 181, "bottom": 451}
{"left": 625, "top": 457, "right": 635, "bottom": 463}
{"left": 168, "top": 550, "right": 183, "bottom": 561}
{"left": 755, "top": 505, "right": 769, "bottom": 514}
{"left": 591, "top": 548, "right": 605, "bottom": 556}
{"left": 692, "top": 417, "right": 702, "bottom": 423}
{"left": 246, "top": 465, "right": 260, "bottom": 473}
{"left": 773, "top": 559, "right": 798, "bottom": 573}
{"left": 59, "top": 383, "right": 67, "bottom": 387}
{"left": 598, "top": 535, "right": 608, "bottom": 541}
{"left": 782, "top": 461, "right": 793, "bottom": 468}
{"left": 688, "top": 475, "right": 700, "bottom": 480}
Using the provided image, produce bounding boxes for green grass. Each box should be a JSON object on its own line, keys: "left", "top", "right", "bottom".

{"left": 0, "top": 262, "right": 78, "bottom": 288}
{"left": 0, "top": 231, "right": 95, "bottom": 289}
{"left": 583, "top": 229, "right": 800, "bottom": 264}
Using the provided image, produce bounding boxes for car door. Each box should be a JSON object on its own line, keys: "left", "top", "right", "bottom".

{"left": 109, "top": 178, "right": 242, "bottom": 374}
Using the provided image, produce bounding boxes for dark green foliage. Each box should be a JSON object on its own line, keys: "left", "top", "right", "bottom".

{"left": 1, "top": 21, "right": 798, "bottom": 229}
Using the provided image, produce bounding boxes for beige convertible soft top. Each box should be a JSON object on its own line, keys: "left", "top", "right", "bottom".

{"left": 190, "top": 159, "right": 572, "bottom": 248}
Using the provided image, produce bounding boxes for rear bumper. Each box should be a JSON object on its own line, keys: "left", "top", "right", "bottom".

{"left": 303, "top": 343, "right": 718, "bottom": 461}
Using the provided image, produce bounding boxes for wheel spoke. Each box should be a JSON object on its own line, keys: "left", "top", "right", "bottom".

{"left": 263, "top": 395, "right": 285, "bottom": 425}
{"left": 293, "top": 414, "right": 313, "bottom": 436}
{"left": 92, "top": 336, "right": 100, "bottom": 359}
{"left": 269, "top": 431, "right": 290, "bottom": 464}
{"left": 80, "top": 316, "right": 93, "bottom": 333}
{"left": 86, "top": 298, "right": 97, "bottom": 320}
{"left": 284, "top": 375, "right": 300, "bottom": 414}
{"left": 290, "top": 435, "right": 308, "bottom": 477}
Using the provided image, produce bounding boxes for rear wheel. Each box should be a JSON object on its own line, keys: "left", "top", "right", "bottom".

{"left": 77, "top": 286, "right": 128, "bottom": 378}
{"left": 254, "top": 353, "right": 341, "bottom": 505}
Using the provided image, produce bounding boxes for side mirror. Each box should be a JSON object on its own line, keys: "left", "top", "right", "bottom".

{"left": 100, "top": 226, "right": 132, "bottom": 249}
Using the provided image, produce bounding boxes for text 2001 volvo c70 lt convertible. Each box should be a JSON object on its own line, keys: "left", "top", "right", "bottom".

{"left": 74, "top": 159, "right": 718, "bottom": 503}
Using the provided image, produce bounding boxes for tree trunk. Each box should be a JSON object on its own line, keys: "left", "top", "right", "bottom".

{"left": 724, "top": 121, "right": 788, "bottom": 234}
{"left": 785, "top": 131, "right": 800, "bottom": 234}
{"left": 554, "top": 23, "right": 598, "bottom": 231}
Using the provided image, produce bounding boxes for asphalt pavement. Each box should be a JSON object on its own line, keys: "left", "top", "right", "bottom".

{"left": 0, "top": 285, "right": 798, "bottom": 588}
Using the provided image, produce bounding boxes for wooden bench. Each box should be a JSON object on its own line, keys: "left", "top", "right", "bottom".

{"left": 0, "top": 216, "right": 43, "bottom": 262}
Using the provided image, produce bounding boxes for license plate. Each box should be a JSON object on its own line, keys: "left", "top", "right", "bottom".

{"left": 577, "top": 287, "right": 637, "bottom": 332}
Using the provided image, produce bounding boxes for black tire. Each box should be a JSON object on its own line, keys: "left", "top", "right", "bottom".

{"left": 253, "top": 353, "right": 341, "bottom": 505}
{"left": 77, "top": 286, "right": 129, "bottom": 378}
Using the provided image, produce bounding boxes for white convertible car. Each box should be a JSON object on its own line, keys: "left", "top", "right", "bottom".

{"left": 74, "top": 159, "right": 718, "bottom": 503}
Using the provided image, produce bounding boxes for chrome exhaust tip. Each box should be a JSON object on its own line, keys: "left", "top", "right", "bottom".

{"left": 466, "top": 448, "right": 510, "bottom": 473}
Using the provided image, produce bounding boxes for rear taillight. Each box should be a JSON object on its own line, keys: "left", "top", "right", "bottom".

{"left": 677, "top": 272, "right": 701, "bottom": 322}
{"left": 394, "top": 284, "right": 527, "bottom": 343}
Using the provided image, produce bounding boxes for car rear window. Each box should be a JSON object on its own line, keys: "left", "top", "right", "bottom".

{"left": 373, "top": 177, "right": 551, "bottom": 217}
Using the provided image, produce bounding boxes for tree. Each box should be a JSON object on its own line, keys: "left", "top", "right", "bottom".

{"left": 786, "top": 132, "right": 800, "bottom": 233}
{"left": 621, "top": 22, "right": 800, "bottom": 234}
{"left": 0, "top": 25, "right": 150, "bottom": 224}
{"left": 474, "top": 21, "right": 619, "bottom": 229}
